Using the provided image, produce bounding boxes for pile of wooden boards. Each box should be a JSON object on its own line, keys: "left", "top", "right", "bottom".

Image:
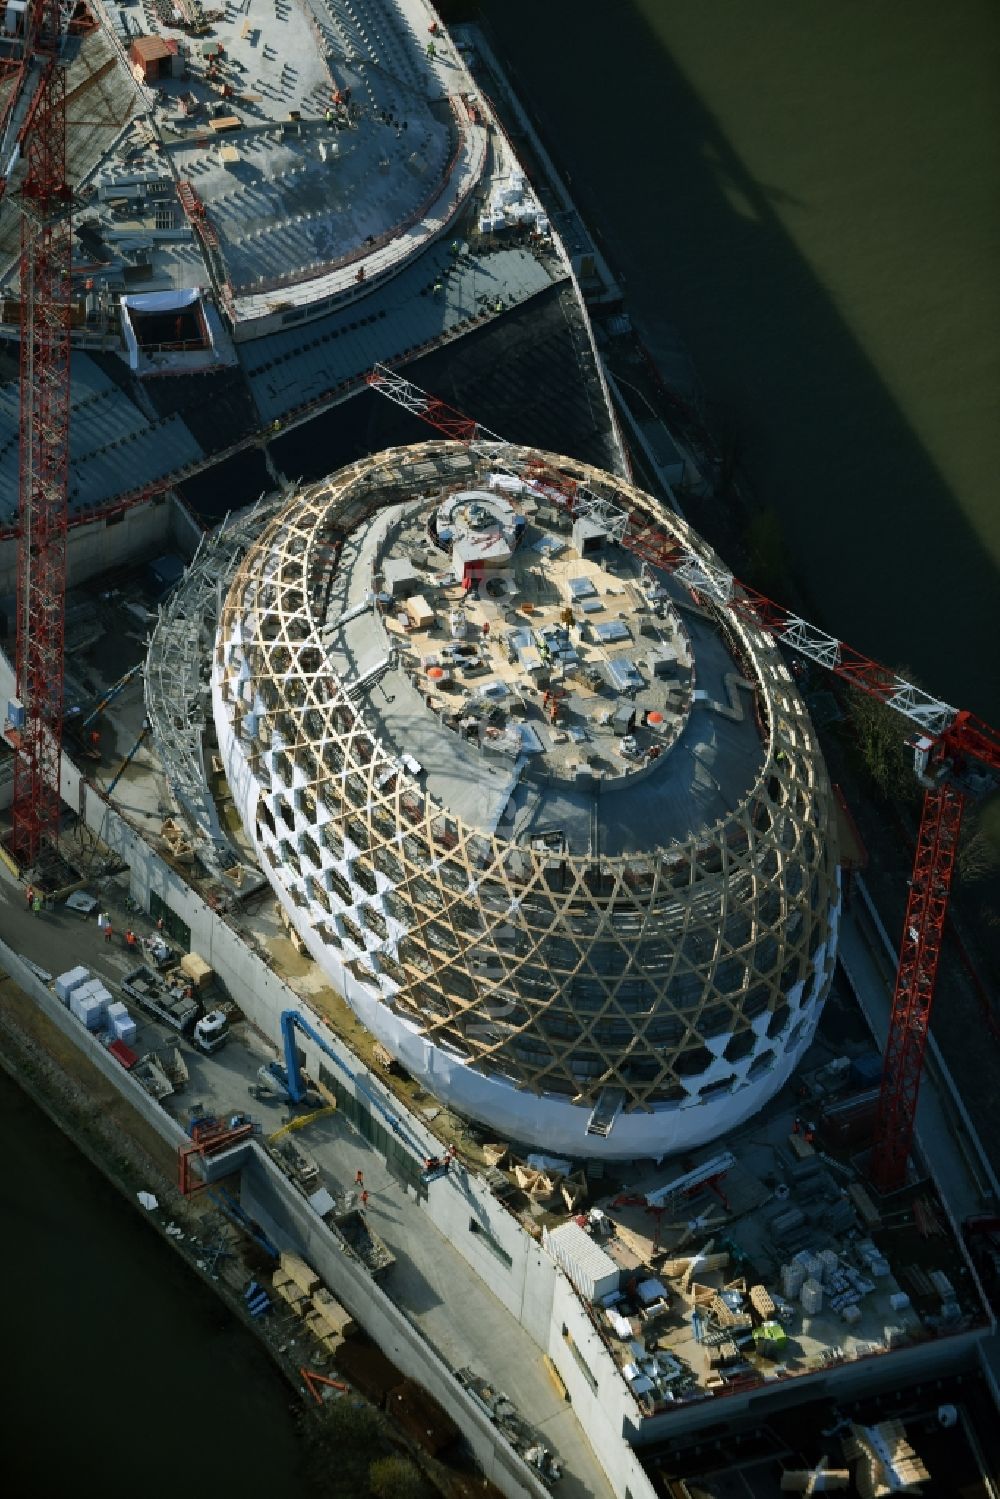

{"left": 272, "top": 1251, "right": 356, "bottom": 1356}
{"left": 278, "top": 903, "right": 306, "bottom": 953}
{"left": 161, "top": 817, "right": 193, "bottom": 864}
{"left": 510, "top": 1159, "right": 587, "bottom": 1211}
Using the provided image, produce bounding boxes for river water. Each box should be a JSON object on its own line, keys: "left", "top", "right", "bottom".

{"left": 474, "top": 0, "right": 1000, "bottom": 723}
{"left": 0, "top": 1073, "right": 316, "bottom": 1497}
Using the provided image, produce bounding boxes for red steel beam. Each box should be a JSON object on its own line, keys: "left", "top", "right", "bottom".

{"left": 870, "top": 781, "right": 965, "bottom": 1193}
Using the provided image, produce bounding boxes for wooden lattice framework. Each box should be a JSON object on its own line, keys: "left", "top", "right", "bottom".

{"left": 214, "top": 442, "right": 839, "bottom": 1121}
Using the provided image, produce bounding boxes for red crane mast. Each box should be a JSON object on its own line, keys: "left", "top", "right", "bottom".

{"left": 2, "top": 0, "right": 73, "bottom": 867}
{"left": 365, "top": 363, "right": 1000, "bottom": 1192}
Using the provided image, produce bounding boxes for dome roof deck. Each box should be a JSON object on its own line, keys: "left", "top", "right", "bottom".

{"left": 214, "top": 441, "right": 840, "bottom": 1156}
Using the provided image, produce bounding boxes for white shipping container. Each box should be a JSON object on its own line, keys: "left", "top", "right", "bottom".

{"left": 55, "top": 965, "right": 91, "bottom": 1004}
{"left": 543, "top": 1221, "right": 619, "bottom": 1302}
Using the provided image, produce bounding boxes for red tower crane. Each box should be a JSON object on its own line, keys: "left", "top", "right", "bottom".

{"left": 365, "top": 363, "right": 1000, "bottom": 1193}
{"left": 1, "top": 0, "right": 73, "bottom": 868}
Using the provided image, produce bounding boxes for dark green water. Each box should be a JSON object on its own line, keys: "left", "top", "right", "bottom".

{"left": 475, "top": 0, "right": 1000, "bottom": 723}
{"left": 0, "top": 1073, "right": 314, "bottom": 1497}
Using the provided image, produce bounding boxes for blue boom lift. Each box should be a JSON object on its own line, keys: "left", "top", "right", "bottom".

{"left": 267, "top": 1010, "right": 451, "bottom": 1181}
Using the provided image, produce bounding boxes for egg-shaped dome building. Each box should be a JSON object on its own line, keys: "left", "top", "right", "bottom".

{"left": 213, "top": 440, "right": 840, "bottom": 1158}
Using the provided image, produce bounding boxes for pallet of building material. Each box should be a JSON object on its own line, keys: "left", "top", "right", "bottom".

{"left": 709, "top": 1294, "right": 750, "bottom": 1331}
{"left": 842, "top": 1419, "right": 929, "bottom": 1497}
{"left": 768, "top": 1207, "right": 808, "bottom": 1242}
{"left": 311, "top": 1288, "right": 355, "bottom": 1339}
{"left": 560, "top": 1170, "right": 587, "bottom": 1212}
{"left": 901, "top": 1264, "right": 933, "bottom": 1297}
{"left": 161, "top": 817, "right": 194, "bottom": 864}
{"left": 847, "top": 1182, "right": 881, "bottom": 1228}
{"left": 706, "top": 1340, "right": 741, "bottom": 1370}
{"left": 179, "top": 950, "right": 213, "bottom": 990}
{"left": 385, "top": 1380, "right": 460, "bottom": 1455}
{"left": 481, "top": 1142, "right": 508, "bottom": 1169}
{"left": 272, "top": 1266, "right": 307, "bottom": 1297}
{"left": 271, "top": 1274, "right": 309, "bottom": 1311}
{"left": 928, "top": 1268, "right": 955, "bottom": 1300}
{"left": 914, "top": 1198, "right": 945, "bottom": 1238}
{"left": 277, "top": 903, "right": 306, "bottom": 952}
{"left": 788, "top": 1133, "right": 816, "bottom": 1160}
{"left": 749, "top": 1284, "right": 775, "bottom": 1319}
{"left": 278, "top": 1250, "right": 320, "bottom": 1296}
{"left": 663, "top": 1251, "right": 730, "bottom": 1279}
{"left": 304, "top": 1310, "right": 334, "bottom": 1342}
{"left": 608, "top": 1217, "right": 657, "bottom": 1266}
{"left": 779, "top": 1465, "right": 850, "bottom": 1492}
{"left": 512, "top": 1164, "right": 560, "bottom": 1200}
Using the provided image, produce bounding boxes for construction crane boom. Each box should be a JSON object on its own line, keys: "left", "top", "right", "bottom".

{"left": 366, "top": 363, "right": 1000, "bottom": 1193}
{"left": 366, "top": 367, "right": 997, "bottom": 757}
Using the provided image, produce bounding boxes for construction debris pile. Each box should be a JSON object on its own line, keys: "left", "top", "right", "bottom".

{"left": 458, "top": 1368, "right": 563, "bottom": 1487}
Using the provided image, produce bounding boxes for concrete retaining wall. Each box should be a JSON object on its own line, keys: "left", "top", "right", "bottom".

{"left": 0, "top": 496, "right": 185, "bottom": 599}
{"left": 0, "top": 934, "right": 189, "bottom": 1151}
{"left": 241, "top": 1151, "right": 551, "bottom": 1499}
